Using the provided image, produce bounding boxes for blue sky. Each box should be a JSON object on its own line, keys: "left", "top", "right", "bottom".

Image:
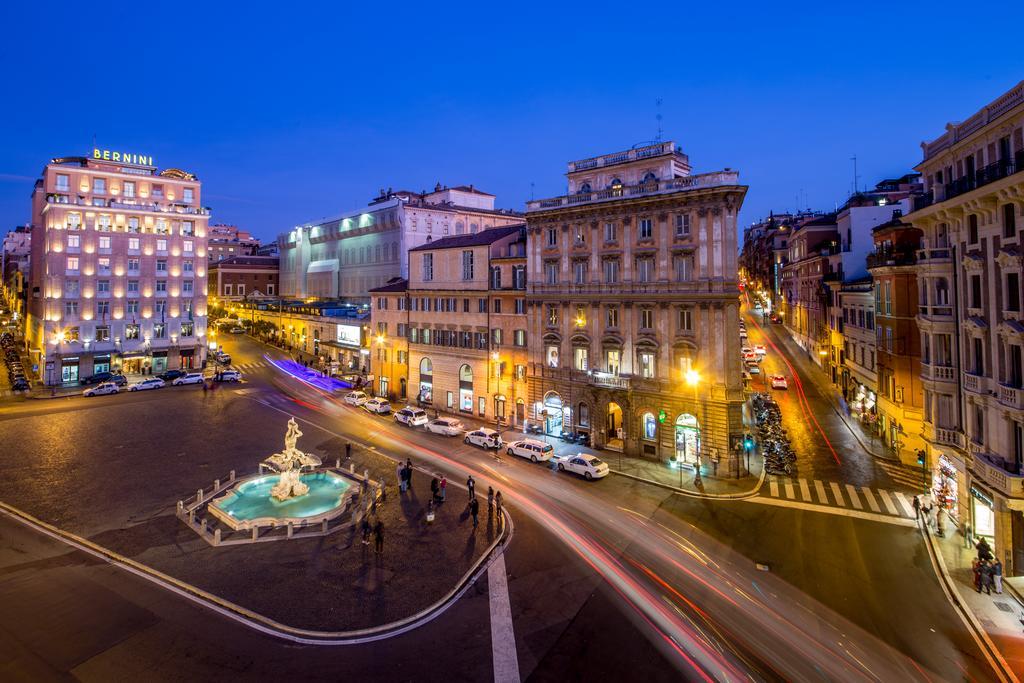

{"left": 1, "top": 2, "right": 1022, "bottom": 243}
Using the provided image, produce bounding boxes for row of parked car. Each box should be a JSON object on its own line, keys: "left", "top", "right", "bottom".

{"left": 2, "top": 332, "right": 29, "bottom": 392}
{"left": 82, "top": 367, "right": 243, "bottom": 397}
{"left": 341, "top": 390, "right": 609, "bottom": 480}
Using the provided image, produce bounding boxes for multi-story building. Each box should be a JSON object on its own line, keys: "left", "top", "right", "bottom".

{"left": 739, "top": 211, "right": 818, "bottom": 311}
{"left": 525, "top": 141, "right": 748, "bottom": 475}
{"left": 279, "top": 185, "right": 522, "bottom": 303}
{"left": 237, "top": 299, "right": 369, "bottom": 372}
{"left": 867, "top": 213, "right": 925, "bottom": 463}
{"left": 2, "top": 226, "right": 31, "bottom": 321}
{"left": 781, "top": 214, "right": 839, "bottom": 365}
{"left": 369, "top": 225, "right": 529, "bottom": 424}
{"left": 208, "top": 255, "right": 279, "bottom": 301}
{"left": 905, "top": 80, "right": 1024, "bottom": 573}
{"left": 207, "top": 223, "right": 260, "bottom": 262}
{"left": 26, "top": 150, "right": 210, "bottom": 383}
{"left": 838, "top": 278, "right": 878, "bottom": 423}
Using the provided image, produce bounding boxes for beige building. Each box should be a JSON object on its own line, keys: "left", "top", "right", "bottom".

{"left": 905, "top": 80, "right": 1024, "bottom": 573}
{"left": 369, "top": 224, "right": 529, "bottom": 424}
{"left": 525, "top": 141, "right": 748, "bottom": 475}
{"left": 838, "top": 278, "right": 878, "bottom": 423}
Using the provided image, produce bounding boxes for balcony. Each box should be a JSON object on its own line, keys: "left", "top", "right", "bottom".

{"left": 963, "top": 372, "right": 987, "bottom": 395}
{"left": 998, "top": 383, "right": 1024, "bottom": 410}
{"left": 527, "top": 170, "right": 741, "bottom": 212}
{"left": 866, "top": 248, "right": 917, "bottom": 269}
{"left": 916, "top": 246, "right": 952, "bottom": 264}
{"left": 530, "top": 280, "right": 730, "bottom": 296}
{"left": 921, "top": 363, "right": 956, "bottom": 383}
{"left": 568, "top": 142, "right": 677, "bottom": 172}
{"left": 925, "top": 423, "right": 965, "bottom": 450}
{"left": 44, "top": 195, "right": 211, "bottom": 216}
{"left": 971, "top": 452, "right": 1024, "bottom": 500}
{"left": 943, "top": 150, "right": 1024, "bottom": 202}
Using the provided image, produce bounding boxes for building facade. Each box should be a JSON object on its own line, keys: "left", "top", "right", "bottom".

{"left": 905, "top": 80, "right": 1024, "bottom": 574}
{"left": 369, "top": 225, "right": 529, "bottom": 424}
{"left": 525, "top": 141, "right": 748, "bottom": 475}
{"left": 838, "top": 278, "right": 878, "bottom": 424}
{"left": 26, "top": 151, "right": 210, "bottom": 383}
{"left": 781, "top": 214, "right": 839, "bottom": 366}
{"left": 279, "top": 185, "right": 522, "bottom": 303}
{"left": 207, "top": 223, "right": 260, "bottom": 262}
{"left": 208, "top": 255, "right": 279, "bottom": 301}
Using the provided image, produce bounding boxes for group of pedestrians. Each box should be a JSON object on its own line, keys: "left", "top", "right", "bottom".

{"left": 465, "top": 476, "right": 503, "bottom": 529}
{"left": 971, "top": 538, "right": 1004, "bottom": 595}
{"left": 397, "top": 459, "right": 415, "bottom": 494}
{"left": 360, "top": 517, "right": 385, "bottom": 554}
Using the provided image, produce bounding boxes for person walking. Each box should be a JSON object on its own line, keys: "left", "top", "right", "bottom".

{"left": 980, "top": 561, "right": 994, "bottom": 595}
{"left": 913, "top": 495, "right": 921, "bottom": 517}
{"left": 431, "top": 477, "right": 440, "bottom": 502}
{"left": 972, "top": 558, "right": 982, "bottom": 593}
{"left": 495, "top": 490, "right": 503, "bottom": 520}
{"left": 361, "top": 518, "right": 371, "bottom": 546}
{"left": 993, "top": 559, "right": 1004, "bottom": 594}
{"left": 964, "top": 522, "right": 974, "bottom": 549}
{"left": 346, "top": 442, "right": 352, "bottom": 460}
{"left": 977, "top": 538, "right": 993, "bottom": 562}
{"left": 374, "top": 519, "right": 385, "bottom": 554}
{"left": 487, "top": 486, "right": 494, "bottom": 514}
{"left": 467, "top": 475, "right": 476, "bottom": 501}
{"left": 469, "top": 497, "right": 479, "bottom": 528}
{"left": 405, "top": 459, "right": 414, "bottom": 491}
{"left": 439, "top": 476, "right": 447, "bottom": 502}
{"left": 397, "top": 462, "right": 406, "bottom": 493}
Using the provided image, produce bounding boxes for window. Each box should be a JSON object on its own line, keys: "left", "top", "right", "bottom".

{"left": 128, "top": 217, "right": 140, "bottom": 233}
{"left": 96, "top": 301, "right": 109, "bottom": 318}
{"left": 93, "top": 177, "right": 106, "bottom": 194}
{"left": 638, "top": 218, "right": 653, "bottom": 240}
{"left": 183, "top": 259, "right": 193, "bottom": 273}
{"left": 156, "top": 239, "right": 167, "bottom": 253}
{"left": 156, "top": 280, "right": 167, "bottom": 293}
{"left": 603, "top": 259, "right": 619, "bottom": 284}
{"left": 181, "top": 221, "right": 193, "bottom": 236}
{"left": 641, "top": 309, "right": 654, "bottom": 329}
{"left": 492, "top": 328, "right": 503, "bottom": 345}
{"left": 545, "top": 261, "right": 558, "bottom": 285}
{"left": 67, "top": 213, "right": 81, "bottom": 229}
{"left": 67, "top": 234, "right": 80, "bottom": 248}
{"left": 122, "top": 181, "right": 135, "bottom": 198}
{"left": 573, "top": 347, "right": 589, "bottom": 371}
{"left": 183, "top": 188, "right": 194, "bottom": 203}
{"left": 1008, "top": 273, "right": 1021, "bottom": 313}
{"left": 573, "top": 260, "right": 588, "bottom": 284}
{"left": 574, "top": 226, "right": 586, "bottom": 245}
{"left": 968, "top": 214, "right": 978, "bottom": 244}
{"left": 513, "top": 265, "right": 526, "bottom": 289}
{"left": 1004, "top": 204, "right": 1017, "bottom": 239}
{"left": 547, "top": 228, "right": 558, "bottom": 247}
{"left": 64, "top": 300, "right": 79, "bottom": 316}
{"left": 128, "top": 237, "right": 140, "bottom": 252}
{"left": 490, "top": 266, "right": 502, "bottom": 289}
{"left": 154, "top": 300, "right": 167, "bottom": 315}
{"left": 673, "top": 255, "right": 692, "bottom": 282}
{"left": 675, "top": 214, "right": 690, "bottom": 237}
{"left": 515, "top": 364, "right": 526, "bottom": 381}
{"left": 642, "top": 413, "right": 657, "bottom": 441}
{"left": 547, "top": 305, "right": 559, "bottom": 326}
{"left": 97, "top": 214, "right": 111, "bottom": 231}
{"left": 971, "top": 274, "right": 982, "bottom": 309}
{"left": 183, "top": 280, "right": 194, "bottom": 294}
{"left": 97, "top": 280, "right": 110, "bottom": 293}
{"left": 604, "top": 222, "right": 617, "bottom": 242}
{"left": 125, "top": 301, "right": 139, "bottom": 316}
{"left": 422, "top": 253, "right": 433, "bottom": 281}
{"left": 606, "top": 306, "right": 619, "bottom": 328}
{"left": 64, "top": 280, "right": 79, "bottom": 297}
{"left": 56, "top": 174, "right": 69, "bottom": 191}
{"left": 153, "top": 323, "right": 167, "bottom": 339}
{"left": 636, "top": 257, "right": 654, "bottom": 283}
{"left": 606, "top": 349, "right": 620, "bottom": 375}
{"left": 66, "top": 256, "right": 79, "bottom": 272}
{"left": 127, "top": 258, "right": 141, "bottom": 273}
{"left": 459, "top": 250, "right": 474, "bottom": 280}
{"left": 493, "top": 298, "right": 502, "bottom": 314}
{"left": 638, "top": 351, "right": 655, "bottom": 378}
{"left": 95, "top": 325, "right": 110, "bottom": 342}
{"left": 127, "top": 280, "right": 139, "bottom": 294}
{"left": 515, "top": 298, "right": 525, "bottom": 315}
{"left": 183, "top": 240, "right": 193, "bottom": 254}
{"left": 156, "top": 259, "right": 167, "bottom": 273}
{"left": 181, "top": 322, "right": 194, "bottom": 337}
{"left": 546, "top": 345, "right": 559, "bottom": 368}
{"left": 514, "top": 329, "right": 526, "bottom": 346}
{"left": 678, "top": 308, "right": 693, "bottom": 332}
{"left": 125, "top": 324, "right": 140, "bottom": 340}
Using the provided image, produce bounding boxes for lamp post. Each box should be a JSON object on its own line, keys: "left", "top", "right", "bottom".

{"left": 376, "top": 333, "right": 390, "bottom": 399}
{"left": 686, "top": 369, "right": 701, "bottom": 487}
{"left": 492, "top": 351, "right": 502, "bottom": 426}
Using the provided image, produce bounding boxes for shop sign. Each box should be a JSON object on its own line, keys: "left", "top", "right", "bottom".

{"left": 92, "top": 148, "right": 154, "bottom": 166}
{"left": 336, "top": 324, "right": 361, "bottom": 348}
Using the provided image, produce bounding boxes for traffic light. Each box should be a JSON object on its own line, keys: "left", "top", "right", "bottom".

{"left": 743, "top": 433, "right": 754, "bottom": 450}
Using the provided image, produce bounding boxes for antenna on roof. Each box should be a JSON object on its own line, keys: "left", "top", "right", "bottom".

{"left": 655, "top": 98, "right": 663, "bottom": 142}
{"left": 530, "top": 182, "right": 535, "bottom": 201}
{"left": 850, "top": 155, "right": 860, "bottom": 196}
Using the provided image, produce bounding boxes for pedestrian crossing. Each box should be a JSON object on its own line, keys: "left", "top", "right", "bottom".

{"left": 232, "top": 361, "right": 270, "bottom": 371}
{"left": 758, "top": 475, "right": 918, "bottom": 521}
{"left": 875, "top": 459, "right": 929, "bottom": 490}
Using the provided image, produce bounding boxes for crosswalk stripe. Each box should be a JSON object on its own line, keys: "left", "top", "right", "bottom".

{"left": 878, "top": 490, "right": 899, "bottom": 515}
{"left": 844, "top": 484, "right": 863, "bottom": 510}
{"left": 861, "top": 487, "right": 881, "bottom": 513}
{"left": 814, "top": 480, "right": 828, "bottom": 504}
{"left": 784, "top": 481, "right": 795, "bottom": 499}
{"left": 894, "top": 492, "right": 915, "bottom": 518}
{"left": 829, "top": 481, "right": 846, "bottom": 507}
{"left": 799, "top": 478, "right": 811, "bottom": 502}
{"left": 769, "top": 480, "right": 779, "bottom": 497}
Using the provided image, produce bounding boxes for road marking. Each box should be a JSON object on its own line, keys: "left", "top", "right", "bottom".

{"left": 769, "top": 480, "right": 779, "bottom": 497}
{"left": 829, "top": 481, "right": 845, "bottom": 507}
{"left": 798, "top": 478, "right": 811, "bottom": 502}
{"left": 783, "top": 481, "right": 795, "bottom": 499}
{"left": 844, "top": 484, "right": 863, "bottom": 510}
{"left": 877, "top": 490, "right": 899, "bottom": 515}
{"left": 488, "top": 553, "right": 520, "bottom": 683}
{"left": 814, "top": 480, "right": 828, "bottom": 504}
{"left": 749, "top": 495, "right": 916, "bottom": 527}
{"left": 894, "top": 492, "right": 916, "bottom": 518}
{"left": 861, "top": 487, "right": 881, "bottom": 513}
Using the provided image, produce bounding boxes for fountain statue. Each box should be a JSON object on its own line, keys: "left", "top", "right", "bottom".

{"left": 263, "top": 418, "right": 322, "bottom": 500}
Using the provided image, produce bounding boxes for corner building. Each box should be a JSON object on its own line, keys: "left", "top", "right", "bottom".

{"left": 525, "top": 142, "right": 748, "bottom": 475}
{"left": 26, "top": 151, "right": 210, "bottom": 383}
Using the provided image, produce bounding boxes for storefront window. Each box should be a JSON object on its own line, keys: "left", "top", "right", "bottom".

{"left": 971, "top": 486, "right": 995, "bottom": 543}
{"left": 642, "top": 412, "right": 656, "bottom": 441}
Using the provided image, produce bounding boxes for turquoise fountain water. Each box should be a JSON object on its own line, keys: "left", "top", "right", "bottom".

{"left": 213, "top": 471, "right": 351, "bottom": 523}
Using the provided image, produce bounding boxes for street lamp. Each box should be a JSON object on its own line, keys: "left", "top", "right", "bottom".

{"left": 492, "top": 351, "right": 502, "bottom": 426}
{"left": 685, "top": 369, "right": 701, "bottom": 487}
{"left": 375, "top": 333, "right": 390, "bottom": 398}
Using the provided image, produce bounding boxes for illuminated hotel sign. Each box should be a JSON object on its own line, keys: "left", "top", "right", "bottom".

{"left": 336, "top": 324, "right": 362, "bottom": 348}
{"left": 92, "top": 148, "right": 154, "bottom": 167}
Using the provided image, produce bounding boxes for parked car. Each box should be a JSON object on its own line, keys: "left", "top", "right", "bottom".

{"left": 363, "top": 398, "right": 392, "bottom": 414}
{"left": 230, "top": 327, "right": 246, "bottom": 334}
{"left": 553, "top": 453, "right": 609, "bottom": 480}
{"left": 158, "top": 369, "right": 188, "bottom": 382}
{"left": 742, "top": 351, "right": 759, "bottom": 362}
{"left": 506, "top": 439, "right": 554, "bottom": 462}
{"left": 770, "top": 375, "right": 788, "bottom": 390}
{"left": 172, "top": 372, "right": 205, "bottom": 386}
{"left": 746, "top": 362, "right": 761, "bottom": 375}
{"left": 754, "top": 344, "right": 767, "bottom": 356}
{"left": 394, "top": 407, "right": 429, "bottom": 427}
{"left": 464, "top": 428, "right": 503, "bottom": 449}
{"left": 129, "top": 378, "right": 166, "bottom": 391}
{"left": 344, "top": 390, "right": 369, "bottom": 406}
{"left": 217, "top": 369, "right": 243, "bottom": 382}
{"left": 425, "top": 417, "right": 464, "bottom": 436}
{"left": 741, "top": 346, "right": 753, "bottom": 355}
{"left": 214, "top": 352, "right": 231, "bottom": 365}
{"left": 80, "top": 371, "right": 127, "bottom": 386}
{"left": 83, "top": 381, "right": 119, "bottom": 397}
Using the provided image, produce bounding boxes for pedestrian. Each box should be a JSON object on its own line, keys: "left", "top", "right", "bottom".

{"left": 404, "top": 462, "right": 414, "bottom": 491}
{"left": 495, "top": 490, "right": 503, "bottom": 516}
{"left": 374, "top": 519, "right": 384, "bottom": 553}
{"left": 972, "top": 558, "right": 982, "bottom": 592}
{"left": 993, "top": 559, "right": 1003, "bottom": 594}
{"left": 912, "top": 495, "right": 921, "bottom": 516}
{"left": 964, "top": 522, "right": 974, "bottom": 550}
{"left": 431, "top": 477, "right": 440, "bottom": 501}
{"left": 467, "top": 475, "right": 475, "bottom": 500}
{"left": 470, "top": 497, "right": 479, "bottom": 528}
{"left": 980, "top": 561, "right": 993, "bottom": 595}
{"left": 346, "top": 442, "right": 352, "bottom": 460}
{"left": 396, "top": 462, "right": 405, "bottom": 493}
{"left": 487, "top": 486, "right": 494, "bottom": 513}
{"left": 361, "top": 518, "right": 371, "bottom": 546}
{"left": 921, "top": 503, "right": 932, "bottom": 529}
{"left": 440, "top": 476, "right": 447, "bottom": 502}
{"left": 977, "top": 538, "right": 993, "bottom": 562}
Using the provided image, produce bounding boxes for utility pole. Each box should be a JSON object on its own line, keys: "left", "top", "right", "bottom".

{"left": 850, "top": 155, "right": 861, "bottom": 195}
{"left": 655, "top": 97, "right": 663, "bottom": 142}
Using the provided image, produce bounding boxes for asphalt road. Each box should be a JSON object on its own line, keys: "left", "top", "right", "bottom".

{"left": 0, "top": 333, "right": 1002, "bottom": 681}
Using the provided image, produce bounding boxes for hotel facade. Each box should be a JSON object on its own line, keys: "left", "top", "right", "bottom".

{"left": 524, "top": 142, "right": 749, "bottom": 474}
{"left": 26, "top": 150, "right": 210, "bottom": 384}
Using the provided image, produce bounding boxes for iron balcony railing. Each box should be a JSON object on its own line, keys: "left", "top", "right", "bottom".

{"left": 943, "top": 150, "right": 1024, "bottom": 201}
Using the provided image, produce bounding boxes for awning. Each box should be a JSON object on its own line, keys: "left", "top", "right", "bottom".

{"left": 307, "top": 260, "right": 339, "bottom": 274}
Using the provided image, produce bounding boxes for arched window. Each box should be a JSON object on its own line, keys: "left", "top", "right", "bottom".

{"left": 674, "top": 413, "right": 700, "bottom": 465}
{"left": 642, "top": 412, "right": 657, "bottom": 441}
{"left": 642, "top": 172, "right": 657, "bottom": 184}
{"left": 609, "top": 178, "right": 623, "bottom": 188}
{"left": 420, "top": 357, "right": 433, "bottom": 376}
{"left": 459, "top": 364, "right": 473, "bottom": 383}
{"left": 578, "top": 183, "right": 592, "bottom": 194}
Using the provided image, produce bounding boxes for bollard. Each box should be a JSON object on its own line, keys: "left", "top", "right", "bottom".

{"left": 189, "top": 509, "right": 195, "bottom": 525}
{"left": 214, "top": 528, "right": 221, "bottom": 545}
{"left": 176, "top": 500, "right": 183, "bottom": 515}
{"left": 230, "top": 469, "right": 235, "bottom": 481}
{"left": 196, "top": 488, "right": 203, "bottom": 504}
{"left": 200, "top": 519, "right": 208, "bottom": 533}
{"left": 252, "top": 526, "right": 258, "bottom": 541}
{"left": 363, "top": 468, "right": 369, "bottom": 481}
{"left": 287, "top": 522, "right": 293, "bottom": 538}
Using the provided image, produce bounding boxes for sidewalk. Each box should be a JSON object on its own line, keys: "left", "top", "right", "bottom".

{"left": 929, "top": 511, "right": 1024, "bottom": 675}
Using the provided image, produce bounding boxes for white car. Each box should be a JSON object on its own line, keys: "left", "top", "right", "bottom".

{"left": 746, "top": 362, "right": 761, "bottom": 375}
{"left": 771, "top": 375, "right": 788, "bottom": 390}
{"left": 554, "top": 453, "right": 609, "bottom": 480}
{"left": 129, "top": 378, "right": 165, "bottom": 391}
{"left": 83, "top": 381, "right": 119, "bottom": 397}
{"left": 172, "top": 372, "right": 205, "bottom": 386}
{"left": 230, "top": 327, "right": 246, "bottom": 334}
{"left": 742, "top": 351, "right": 759, "bottom": 362}
{"left": 218, "top": 369, "right": 243, "bottom": 382}
{"left": 394, "top": 407, "right": 429, "bottom": 427}
{"left": 464, "top": 428, "right": 503, "bottom": 449}
{"left": 426, "top": 417, "right": 464, "bottom": 436}
{"left": 741, "top": 346, "right": 753, "bottom": 355}
{"left": 363, "top": 398, "right": 392, "bottom": 414}
{"left": 344, "top": 391, "right": 369, "bottom": 406}
{"left": 506, "top": 439, "right": 554, "bottom": 462}
{"left": 214, "top": 352, "right": 231, "bottom": 365}
{"left": 754, "top": 344, "right": 767, "bottom": 356}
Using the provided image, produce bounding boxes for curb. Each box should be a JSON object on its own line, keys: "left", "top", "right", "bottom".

{"left": 610, "top": 461, "right": 766, "bottom": 500}
{"left": 0, "top": 495, "right": 511, "bottom": 646}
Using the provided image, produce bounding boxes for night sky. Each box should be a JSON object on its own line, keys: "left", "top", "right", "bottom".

{"left": 1, "top": 2, "right": 1021, "bottom": 243}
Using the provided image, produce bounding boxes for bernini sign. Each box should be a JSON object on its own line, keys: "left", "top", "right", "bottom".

{"left": 92, "top": 148, "right": 154, "bottom": 167}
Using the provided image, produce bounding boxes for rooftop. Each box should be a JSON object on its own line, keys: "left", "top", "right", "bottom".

{"left": 408, "top": 224, "right": 525, "bottom": 252}
{"left": 921, "top": 80, "right": 1024, "bottom": 161}
{"left": 368, "top": 278, "right": 409, "bottom": 293}
{"left": 209, "top": 256, "right": 279, "bottom": 268}
{"left": 527, "top": 170, "right": 742, "bottom": 213}
{"left": 567, "top": 141, "right": 687, "bottom": 173}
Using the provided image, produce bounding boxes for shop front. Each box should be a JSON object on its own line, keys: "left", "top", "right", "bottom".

{"left": 971, "top": 484, "right": 996, "bottom": 548}
{"left": 418, "top": 357, "right": 433, "bottom": 404}
{"left": 118, "top": 352, "right": 148, "bottom": 375}
{"left": 850, "top": 382, "right": 877, "bottom": 422}
{"left": 152, "top": 351, "right": 168, "bottom": 374}
{"left": 933, "top": 454, "right": 960, "bottom": 519}
{"left": 179, "top": 348, "right": 196, "bottom": 369}
{"left": 535, "top": 391, "right": 570, "bottom": 436}
{"left": 60, "top": 356, "right": 80, "bottom": 384}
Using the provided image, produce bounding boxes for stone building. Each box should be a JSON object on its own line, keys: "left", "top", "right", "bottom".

{"left": 525, "top": 141, "right": 748, "bottom": 475}
{"left": 837, "top": 278, "right": 877, "bottom": 423}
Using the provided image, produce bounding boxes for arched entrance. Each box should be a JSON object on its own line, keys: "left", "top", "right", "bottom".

{"left": 675, "top": 413, "right": 700, "bottom": 465}
{"left": 459, "top": 364, "right": 473, "bottom": 413}
{"left": 606, "top": 402, "right": 624, "bottom": 451}
{"left": 418, "top": 357, "right": 433, "bottom": 404}
{"left": 515, "top": 398, "right": 525, "bottom": 425}
{"left": 536, "top": 391, "right": 568, "bottom": 436}
{"left": 399, "top": 377, "right": 407, "bottom": 400}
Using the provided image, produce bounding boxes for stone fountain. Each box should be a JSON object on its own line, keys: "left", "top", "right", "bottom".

{"left": 263, "top": 418, "right": 322, "bottom": 500}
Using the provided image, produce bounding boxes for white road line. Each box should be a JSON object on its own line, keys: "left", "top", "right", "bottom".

{"left": 894, "top": 492, "right": 916, "bottom": 518}
{"left": 749, "top": 496, "right": 916, "bottom": 527}
{"left": 814, "top": 480, "right": 828, "bottom": 504}
{"left": 844, "top": 484, "right": 863, "bottom": 510}
{"left": 798, "top": 478, "right": 811, "bottom": 502}
{"left": 488, "top": 553, "right": 520, "bottom": 683}
{"left": 769, "top": 480, "right": 779, "bottom": 497}
{"left": 861, "top": 488, "right": 881, "bottom": 513}
{"left": 878, "top": 490, "right": 899, "bottom": 515}
{"left": 829, "top": 481, "right": 846, "bottom": 507}
{"left": 783, "top": 481, "right": 795, "bottom": 499}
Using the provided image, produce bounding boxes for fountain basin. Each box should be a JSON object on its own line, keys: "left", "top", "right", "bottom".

{"left": 209, "top": 471, "right": 353, "bottom": 531}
